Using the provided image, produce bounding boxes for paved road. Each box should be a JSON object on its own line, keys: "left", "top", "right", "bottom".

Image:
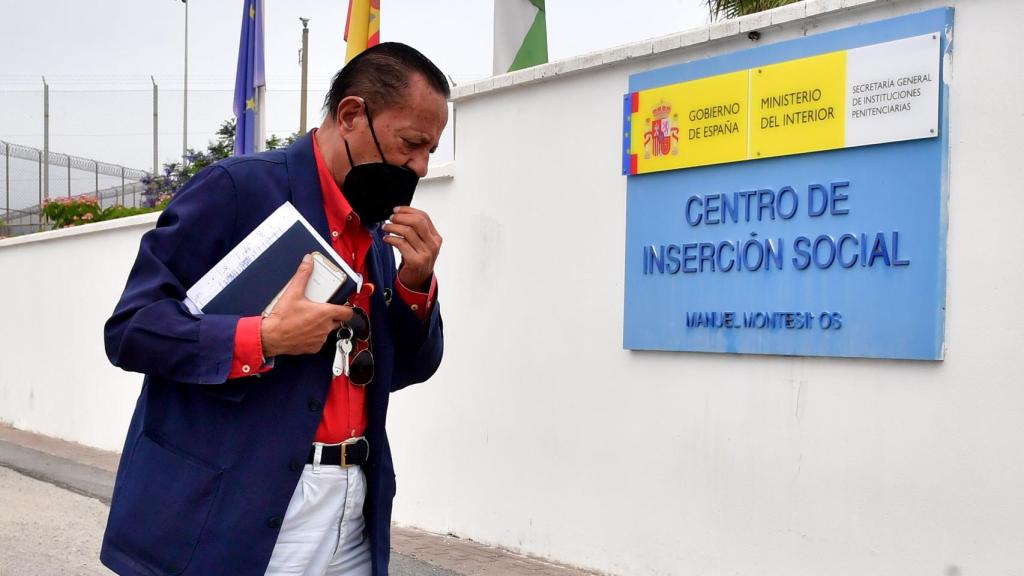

{"left": 0, "top": 430, "right": 596, "bottom": 576}
{"left": 0, "top": 466, "right": 111, "bottom": 576}
{"left": 0, "top": 439, "right": 454, "bottom": 576}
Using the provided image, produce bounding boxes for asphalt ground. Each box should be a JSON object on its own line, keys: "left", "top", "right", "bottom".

{"left": 0, "top": 430, "right": 598, "bottom": 576}
{"left": 0, "top": 439, "right": 454, "bottom": 576}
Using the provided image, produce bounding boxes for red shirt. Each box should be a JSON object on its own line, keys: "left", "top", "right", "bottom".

{"left": 228, "top": 130, "right": 436, "bottom": 444}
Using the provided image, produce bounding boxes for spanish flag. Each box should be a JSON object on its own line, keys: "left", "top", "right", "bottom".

{"left": 345, "top": 0, "right": 380, "bottom": 63}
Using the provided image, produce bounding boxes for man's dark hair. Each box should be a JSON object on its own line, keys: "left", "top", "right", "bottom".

{"left": 324, "top": 42, "right": 450, "bottom": 117}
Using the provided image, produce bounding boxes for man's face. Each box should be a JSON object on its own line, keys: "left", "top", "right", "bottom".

{"left": 344, "top": 73, "right": 448, "bottom": 179}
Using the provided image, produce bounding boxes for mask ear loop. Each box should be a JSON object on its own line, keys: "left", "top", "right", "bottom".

{"left": 343, "top": 138, "right": 357, "bottom": 168}
{"left": 342, "top": 96, "right": 383, "bottom": 168}
{"left": 361, "top": 100, "right": 391, "bottom": 164}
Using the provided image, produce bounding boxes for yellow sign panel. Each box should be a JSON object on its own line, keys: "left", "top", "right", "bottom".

{"left": 630, "top": 70, "right": 749, "bottom": 174}
{"left": 749, "top": 51, "right": 847, "bottom": 159}
{"left": 623, "top": 38, "right": 938, "bottom": 175}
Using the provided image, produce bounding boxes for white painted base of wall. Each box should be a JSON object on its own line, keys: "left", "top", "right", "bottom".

{"left": 1, "top": 216, "right": 152, "bottom": 451}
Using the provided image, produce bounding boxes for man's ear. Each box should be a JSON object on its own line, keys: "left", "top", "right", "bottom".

{"left": 336, "top": 96, "right": 365, "bottom": 132}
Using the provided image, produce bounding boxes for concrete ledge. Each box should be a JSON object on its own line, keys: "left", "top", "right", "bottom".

{"left": 739, "top": 10, "right": 774, "bottom": 33}
{"left": 0, "top": 440, "right": 114, "bottom": 504}
{"left": 0, "top": 211, "right": 159, "bottom": 249}
{"left": 450, "top": 0, "right": 889, "bottom": 103}
{"left": 424, "top": 161, "right": 455, "bottom": 182}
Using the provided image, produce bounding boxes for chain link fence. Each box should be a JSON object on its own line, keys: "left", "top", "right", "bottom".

{"left": 0, "top": 141, "right": 148, "bottom": 237}
{"left": 0, "top": 82, "right": 455, "bottom": 239}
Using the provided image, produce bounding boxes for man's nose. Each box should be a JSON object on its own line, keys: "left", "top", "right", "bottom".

{"left": 405, "top": 151, "right": 430, "bottom": 178}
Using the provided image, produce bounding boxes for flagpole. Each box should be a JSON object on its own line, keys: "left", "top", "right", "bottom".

{"left": 182, "top": 0, "right": 189, "bottom": 164}
{"left": 256, "top": 86, "right": 266, "bottom": 152}
{"left": 299, "top": 18, "right": 310, "bottom": 134}
{"left": 255, "top": 0, "right": 266, "bottom": 152}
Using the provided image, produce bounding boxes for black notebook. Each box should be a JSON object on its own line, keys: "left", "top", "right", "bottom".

{"left": 185, "top": 202, "right": 361, "bottom": 316}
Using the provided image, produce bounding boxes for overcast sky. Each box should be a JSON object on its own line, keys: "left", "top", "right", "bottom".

{"left": 0, "top": 0, "right": 709, "bottom": 170}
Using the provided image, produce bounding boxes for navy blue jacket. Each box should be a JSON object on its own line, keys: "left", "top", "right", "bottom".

{"left": 100, "top": 133, "right": 443, "bottom": 576}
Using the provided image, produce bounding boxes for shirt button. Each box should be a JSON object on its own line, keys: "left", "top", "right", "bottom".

{"left": 308, "top": 399, "right": 323, "bottom": 412}
{"left": 268, "top": 516, "right": 282, "bottom": 529}
{"left": 289, "top": 459, "right": 303, "bottom": 471}
{"left": 346, "top": 214, "right": 353, "bottom": 221}
{"left": 241, "top": 364, "right": 251, "bottom": 374}
{"left": 410, "top": 304, "right": 419, "bottom": 311}
{"left": 331, "top": 230, "right": 339, "bottom": 238}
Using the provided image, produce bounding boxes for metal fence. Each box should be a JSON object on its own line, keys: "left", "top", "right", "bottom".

{"left": 0, "top": 140, "right": 148, "bottom": 237}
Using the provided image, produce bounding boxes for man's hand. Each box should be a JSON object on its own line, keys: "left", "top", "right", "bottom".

{"left": 383, "top": 206, "right": 442, "bottom": 291}
{"left": 261, "top": 255, "right": 353, "bottom": 357}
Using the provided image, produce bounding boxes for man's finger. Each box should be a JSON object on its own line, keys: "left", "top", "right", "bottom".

{"left": 383, "top": 223, "right": 428, "bottom": 253}
{"left": 322, "top": 303, "right": 354, "bottom": 323}
{"left": 383, "top": 233, "right": 427, "bottom": 256}
{"left": 390, "top": 208, "right": 439, "bottom": 236}
{"left": 282, "top": 254, "right": 314, "bottom": 300}
{"left": 383, "top": 234, "right": 414, "bottom": 257}
{"left": 391, "top": 205, "right": 426, "bottom": 218}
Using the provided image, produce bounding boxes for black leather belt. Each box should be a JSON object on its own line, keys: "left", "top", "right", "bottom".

{"left": 306, "top": 438, "right": 369, "bottom": 467}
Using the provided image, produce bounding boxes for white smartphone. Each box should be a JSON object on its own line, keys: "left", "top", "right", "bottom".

{"left": 263, "top": 252, "right": 348, "bottom": 315}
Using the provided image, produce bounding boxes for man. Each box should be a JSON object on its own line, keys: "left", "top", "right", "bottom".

{"left": 100, "top": 43, "right": 447, "bottom": 576}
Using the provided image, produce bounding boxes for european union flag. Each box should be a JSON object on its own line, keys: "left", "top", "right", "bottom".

{"left": 233, "top": 0, "right": 265, "bottom": 155}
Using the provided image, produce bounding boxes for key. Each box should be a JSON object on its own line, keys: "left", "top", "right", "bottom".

{"left": 333, "top": 334, "right": 353, "bottom": 377}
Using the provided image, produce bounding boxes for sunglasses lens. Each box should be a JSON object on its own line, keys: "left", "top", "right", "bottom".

{"left": 349, "top": 350, "right": 374, "bottom": 387}
{"left": 348, "top": 307, "right": 370, "bottom": 341}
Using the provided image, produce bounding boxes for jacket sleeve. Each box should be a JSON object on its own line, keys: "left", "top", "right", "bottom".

{"left": 104, "top": 165, "right": 244, "bottom": 385}
{"left": 387, "top": 289, "right": 444, "bottom": 393}
{"left": 370, "top": 231, "right": 443, "bottom": 392}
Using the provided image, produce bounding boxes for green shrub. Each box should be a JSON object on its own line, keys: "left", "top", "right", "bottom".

{"left": 42, "top": 195, "right": 171, "bottom": 229}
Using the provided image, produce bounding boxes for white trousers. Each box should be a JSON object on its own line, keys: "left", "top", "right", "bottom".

{"left": 264, "top": 464, "right": 372, "bottom": 576}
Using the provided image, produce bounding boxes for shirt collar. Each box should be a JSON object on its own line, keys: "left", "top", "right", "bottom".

{"left": 311, "top": 128, "right": 359, "bottom": 226}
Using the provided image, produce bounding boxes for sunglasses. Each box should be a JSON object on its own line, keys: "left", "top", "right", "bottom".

{"left": 336, "top": 306, "right": 374, "bottom": 387}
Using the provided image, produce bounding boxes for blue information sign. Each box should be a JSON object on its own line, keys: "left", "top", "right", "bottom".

{"left": 623, "top": 9, "right": 952, "bottom": 360}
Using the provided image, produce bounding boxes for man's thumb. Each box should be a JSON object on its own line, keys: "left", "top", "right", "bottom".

{"left": 284, "top": 254, "right": 314, "bottom": 299}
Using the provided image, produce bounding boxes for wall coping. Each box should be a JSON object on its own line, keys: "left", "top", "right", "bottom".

{"left": 0, "top": 212, "right": 160, "bottom": 249}
{"left": 450, "top": 0, "right": 887, "bottom": 102}
{"left": 0, "top": 161, "right": 456, "bottom": 249}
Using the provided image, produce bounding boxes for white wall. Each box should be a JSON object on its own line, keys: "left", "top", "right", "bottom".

{"left": 0, "top": 216, "right": 152, "bottom": 451}
{"left": 3, "top": 1, "right": 1024, "bottom": 574}
{"left": 389, "top": 1, "right": 1024, "bottom": 574}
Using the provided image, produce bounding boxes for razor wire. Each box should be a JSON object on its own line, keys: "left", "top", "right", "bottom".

{"left": 0, "top": 140, "right": 149, "bottom": 236}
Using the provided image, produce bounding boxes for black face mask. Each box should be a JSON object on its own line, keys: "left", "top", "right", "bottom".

{"left": 341, "top": 103, "right": 419, "bottom": 225}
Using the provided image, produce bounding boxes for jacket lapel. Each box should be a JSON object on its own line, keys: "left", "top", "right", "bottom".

{"left": 286, "top": 131, "right": 331, "bottom": 243}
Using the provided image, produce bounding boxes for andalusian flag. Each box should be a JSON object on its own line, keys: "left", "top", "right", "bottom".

{"left": 493, "top": 0, "right": 547, "bottom": 74}
{"left": 345, "top": 0, "right": 380, "bottom": 63}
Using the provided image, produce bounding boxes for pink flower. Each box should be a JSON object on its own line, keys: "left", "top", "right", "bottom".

{"left": 82, "top": 212, "right": 94, "bottom": 221}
